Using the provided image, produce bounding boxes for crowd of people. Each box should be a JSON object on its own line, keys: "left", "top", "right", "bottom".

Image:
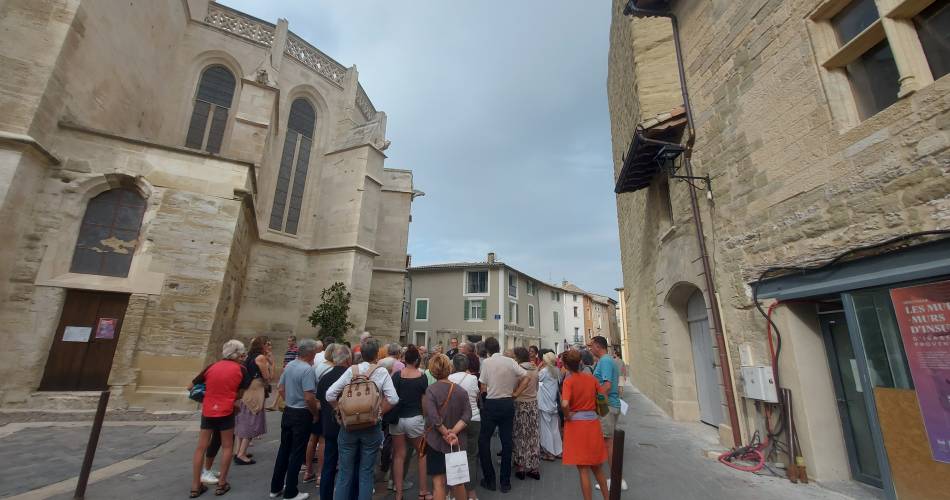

{"left": 187, "top": 333, "right": 627, "bottom": 500}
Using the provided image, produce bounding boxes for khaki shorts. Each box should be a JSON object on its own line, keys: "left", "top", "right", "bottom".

{"left": 600, "top": 406, "right": 620, "bottom": 439}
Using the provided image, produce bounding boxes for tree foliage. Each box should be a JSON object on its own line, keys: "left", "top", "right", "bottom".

{"left": 308, "top": 282, "right": 354, "bottom": 343}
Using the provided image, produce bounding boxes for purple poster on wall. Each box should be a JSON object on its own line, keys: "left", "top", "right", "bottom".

{"left": 890, "top": 280, "right": 950, "bottom": 463}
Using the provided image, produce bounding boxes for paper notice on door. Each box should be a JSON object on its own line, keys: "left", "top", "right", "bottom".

{"left": 63, "top": 326, "right": 92, "bottom": 342}
{"left": 620, "top": 399, "right": 629, "bottom": 416}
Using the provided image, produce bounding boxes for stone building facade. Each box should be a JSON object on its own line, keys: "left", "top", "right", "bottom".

{"left": 609, "top": 0, "right": 949, "bottom": 496}
{"left": 0, "top": 0, "right": 414, "bottom": 410}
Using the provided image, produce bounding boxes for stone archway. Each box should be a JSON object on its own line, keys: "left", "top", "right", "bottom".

{"left": 661, "top": 281, "right": 707, "bottom": 422}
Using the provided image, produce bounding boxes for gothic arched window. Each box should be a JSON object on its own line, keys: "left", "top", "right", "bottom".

{"left": 184, "top": 65, "right": 236, "bottom": 154}
{"left": 269, "top": 98, "right": 316, "bottom": 235}
{"left": 70, "top": 188, "right": 146, "bottom": 277}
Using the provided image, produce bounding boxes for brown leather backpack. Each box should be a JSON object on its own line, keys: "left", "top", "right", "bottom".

{"left": 336, "top": 364, "right": 384, "bottom": 431}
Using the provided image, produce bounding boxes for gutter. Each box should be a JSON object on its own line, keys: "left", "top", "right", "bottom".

{"left": 623, "top": 0, "right": 743, "bottom": 447}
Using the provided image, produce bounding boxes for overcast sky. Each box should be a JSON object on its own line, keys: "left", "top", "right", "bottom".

{"left": 223, "top": 0, "right": 621, "bottom": 298}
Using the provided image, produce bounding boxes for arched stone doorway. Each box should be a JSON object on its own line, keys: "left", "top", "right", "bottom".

{"left": 687, "top": 290, "right": 723, "bottom": 427}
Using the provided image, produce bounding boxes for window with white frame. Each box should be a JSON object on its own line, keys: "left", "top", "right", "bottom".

{"left": 526, "top": 280, "right": 535, "bottom": 295}
{"left": 553, "top": 311, "right": 560, "bottom": 331}
{"left": 572, "top": 294, "right": 578, "bottom": 302}
{"left": 465, "top": 270, "right": 489, "bottom": 295}
{"left": 508, "top": 301, "right": 519, "bottom": 324}
{"left": 809, "top": 0, "right": 949, "bottom": 126}
{"left": 414, "top": 331, "right": 427, "bottom": 348}
{"left": 415, "top": 298, "right": 429, "bottom": 321}
{"left": 464, "top": 299, "right": 487, "bottom": 320}
{"left": 528, "top": 304, "right": 535, "bottom": 328}
{"left": 574, "top": 327, "right": 580, "bottom": 343}
{"left": 573, "top": 306, "right": 579, "bottom": 318}
{"left": 508, "top": 273, "right": 518, "bottom": 297}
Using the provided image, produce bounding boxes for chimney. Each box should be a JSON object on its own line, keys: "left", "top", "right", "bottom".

{"left": 487, "top": 252, "right": 496, "bottom": 264}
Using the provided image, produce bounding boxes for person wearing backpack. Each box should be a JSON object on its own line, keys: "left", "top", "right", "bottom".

{"left": 326, "top": 337, "right": 399, "bottom": 500}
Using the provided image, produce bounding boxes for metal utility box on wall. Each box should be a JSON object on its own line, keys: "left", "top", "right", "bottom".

{"left": 740, "top": 366, "right": 778, "bottom": 402}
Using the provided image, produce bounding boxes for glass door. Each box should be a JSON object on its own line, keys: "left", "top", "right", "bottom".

{"left": 820, "top": 310, "right": 884, "bottom": 487}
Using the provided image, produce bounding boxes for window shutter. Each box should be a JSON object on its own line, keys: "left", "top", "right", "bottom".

{"left": 464, "top": 300, "right": 470, "bottom": 320}
{"left": 481, "top": 300, "right": 487, "bottom": 319}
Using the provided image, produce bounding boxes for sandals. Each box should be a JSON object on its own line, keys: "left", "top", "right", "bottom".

{"left": 189, "top": 484, "right": 208, "bottom": 498}
{"left": 233, "top": 456, "right": 255, "bottom": 465}
{"left": 418, "top": 493, "right": 433, "bottom": 500}
{"left": 214, "top": 482, "right": 231, "bottom": 496}
{"left": 301, "top": 473, "right": 316, "bottom": 483}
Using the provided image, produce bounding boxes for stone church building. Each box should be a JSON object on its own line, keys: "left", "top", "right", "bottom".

{"left": 0, "top": 0, "right": 416, "bottom": 410}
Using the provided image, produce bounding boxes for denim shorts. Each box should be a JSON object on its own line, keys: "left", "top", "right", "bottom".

{"left": 389, "top": 415, "right": 425, "bottom": 439}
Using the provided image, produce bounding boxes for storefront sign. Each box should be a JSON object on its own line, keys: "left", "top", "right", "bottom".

{"left": 890, "top": 280, "right": 950, "bottom": 463}
{"left": 95, "top": 318, "right": 117, "bottom": 339}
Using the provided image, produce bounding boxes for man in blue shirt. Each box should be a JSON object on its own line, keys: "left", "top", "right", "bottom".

{"left": 591, "top": 335, "right": 627, "bottom": 492}
{"left": 270, "top": 339, "right": 319, "bottom": 500}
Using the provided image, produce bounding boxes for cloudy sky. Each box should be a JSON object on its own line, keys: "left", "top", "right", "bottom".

{"left": 223, "top": 0, "right": 621, "bottom": 297}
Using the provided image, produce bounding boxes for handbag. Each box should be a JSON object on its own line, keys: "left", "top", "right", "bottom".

{"left": 189, "top": 383, "right": 206, "bottom": 403}
{"left": 241, "top": 377, "right": 267, "bottom": 414}
{"left": 445, "top": 443, "right": 470, "bottom": 486}
{"left": 417, "top": 382, "right": 456, "bottom": 458}
{"left": 595, "top": 393, "right": 610, "bottom": 417}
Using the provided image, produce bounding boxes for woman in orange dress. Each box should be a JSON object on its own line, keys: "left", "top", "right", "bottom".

{"left": 561, "top": 350, "right": 609, "bottom": 500}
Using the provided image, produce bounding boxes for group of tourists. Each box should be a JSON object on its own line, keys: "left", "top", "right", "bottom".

{"left": 187, "top": 332, "right": 626, "bottom": 500}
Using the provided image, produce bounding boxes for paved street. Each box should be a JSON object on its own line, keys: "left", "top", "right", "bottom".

{"left": 0, "top": 384, "right": 871, "bottom": 500}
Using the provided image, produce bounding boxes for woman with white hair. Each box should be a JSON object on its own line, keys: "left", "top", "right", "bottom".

{"left": 188, "top": 340, "right": 249, "bottom": 497}
{"left": 303, "top": 343, "right": 338, "bottom": 484}
{"left": 317, "top": 344, "right": 354, "bottom": 500}
{"left": 538, "top": 352, "right": 563, "bottom": 461}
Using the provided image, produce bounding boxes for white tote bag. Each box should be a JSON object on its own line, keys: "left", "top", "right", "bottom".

{"left": 445, "top": 444, "right": 470, "bottom": 486}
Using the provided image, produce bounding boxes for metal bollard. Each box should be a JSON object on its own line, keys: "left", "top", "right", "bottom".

{"left": 74, "top": 390, "right": 110, "bottom": 499}
{"left": 609, "top": 429, "right": 624, "bottom": 500}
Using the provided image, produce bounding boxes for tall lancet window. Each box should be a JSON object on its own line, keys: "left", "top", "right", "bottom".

{"left": 269, "top": 98, "right": 316, "bottom": 235}
{"left": 184, "top": 65, "right": 236, "bottom": 154}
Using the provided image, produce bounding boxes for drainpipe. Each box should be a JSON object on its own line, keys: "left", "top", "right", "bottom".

{"left": 623, "top": 0, "right": 742, "bottom": 447}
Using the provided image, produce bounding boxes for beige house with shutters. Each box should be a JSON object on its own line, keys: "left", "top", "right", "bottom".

{"left": 407, "top": 254, "right": 553, "bottom": 352}
{"left": 0, "top": 0, "right": 415, "bottom": 410}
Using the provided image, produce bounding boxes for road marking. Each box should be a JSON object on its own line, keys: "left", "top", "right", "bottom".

{"left": 5, "top": 459, "right": 150, "bottom": 500}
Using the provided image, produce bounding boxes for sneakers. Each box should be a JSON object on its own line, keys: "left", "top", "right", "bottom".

{"left": 285, "top": 494, "right": 309, "bottom": 500}
{"left": 200, "top": 469, "right": 219, "bottom": 485}
{"left": 595, "top": 479, "right": 629, "bottom": 491}
{"left": 268, "top": 491, "right": 283, "bottom": 498}
{"left": 387, "top": 480, "right": 413, "bottom": 491}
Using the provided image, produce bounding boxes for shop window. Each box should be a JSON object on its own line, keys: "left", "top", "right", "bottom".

{"left": 70, "top": 188, "right": 146, "bottom": 277}
{"left": 185, "top": 65, "right": 235, "bottom": 154}
{"left": 849, "top": 289, "right": 914, "bottom": 389}
{"left": 270, "top": 98, "right": 316, "bottom": 235}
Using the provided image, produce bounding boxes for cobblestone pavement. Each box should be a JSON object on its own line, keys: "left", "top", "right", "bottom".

{"left": 2, "top": 387, "right": 875, "bottom": 500}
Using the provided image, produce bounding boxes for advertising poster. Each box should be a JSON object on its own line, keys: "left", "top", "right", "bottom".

{"left": 890, "top": 280, "right": 950, "bottom": 463}
{"left": 95, "top": 318, "right": 117, "bottom": 339}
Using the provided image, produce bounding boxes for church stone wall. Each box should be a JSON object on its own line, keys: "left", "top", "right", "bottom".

{"left": 0, "top": 0, "right": 413, "bottom": 409}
